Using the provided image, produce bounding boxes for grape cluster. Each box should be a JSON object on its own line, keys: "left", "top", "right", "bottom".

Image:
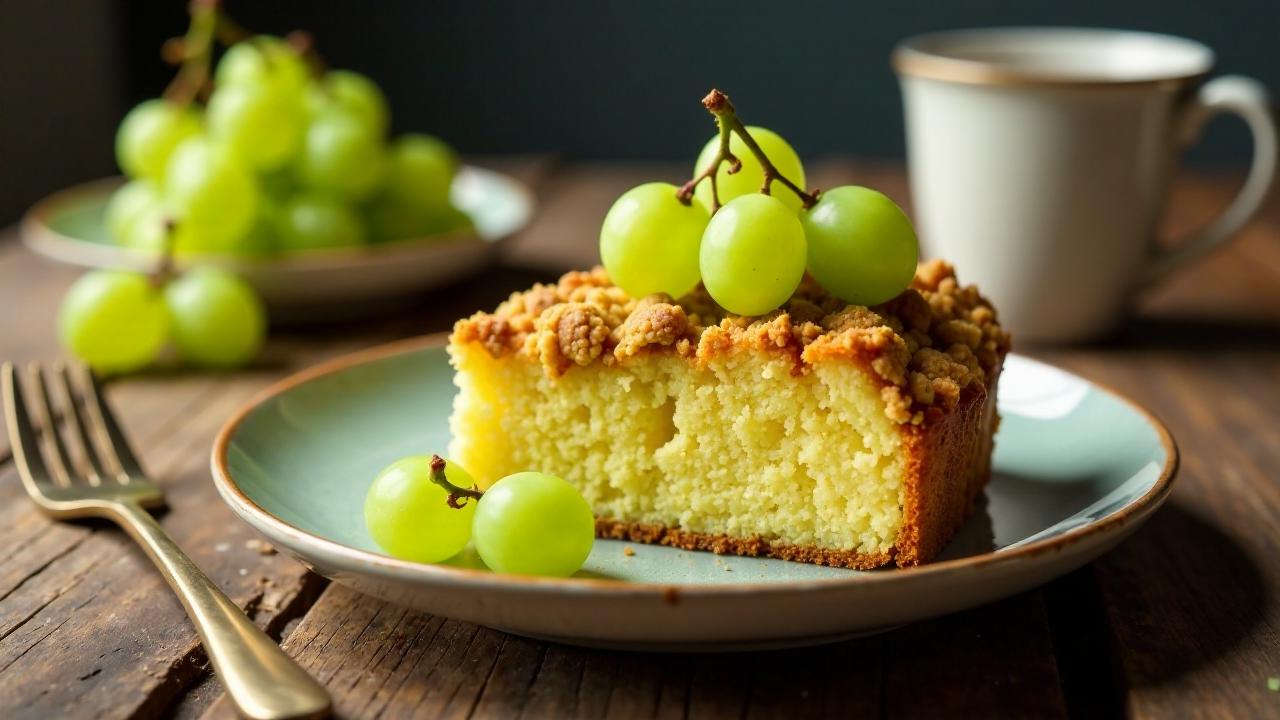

{"left": 364, "top": 455, "right": 595, "bottom": 577}
{"left": 59, "top": 265, "right": 265, "bottom": 374}
{"left": 600, "top": 92, "right": 919, "bottom": 315}
{"left": 109, "top": 33, "right": 469, "bottom": 257}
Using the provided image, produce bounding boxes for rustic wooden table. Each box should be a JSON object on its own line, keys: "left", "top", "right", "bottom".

{"left": 1, "top": 160, "right": 1277, "bottom": 719}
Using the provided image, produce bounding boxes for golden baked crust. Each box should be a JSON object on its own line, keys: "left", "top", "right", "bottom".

{"left": 452, "top": 260, "right": 1010, "bottom": 426}
{"left": 596, "top": 519, "right": 894, "bottom": 570}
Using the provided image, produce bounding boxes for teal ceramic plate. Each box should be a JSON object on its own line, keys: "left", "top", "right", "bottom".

{"left": 21, "top": 168, "right": 534, "bottom": 319}
{"left": 212, "top": 335, "right": 1177, "bottom": 651}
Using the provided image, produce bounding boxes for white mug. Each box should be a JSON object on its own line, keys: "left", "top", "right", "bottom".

{"left": 894, "top": 28, "right": 1276, "bottom": 343}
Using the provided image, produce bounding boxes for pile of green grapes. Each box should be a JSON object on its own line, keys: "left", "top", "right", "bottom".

{"left": 601, "top": 90, "right": 919, "bottom": 315}
{"left": 60, "top": 264, "right": 266, "bottom": 374}
{"left": 365, "top": 455, "right": 595, "bottom": 577}
{"left": 109, "top": 33, "right": 468, "bottom": 257}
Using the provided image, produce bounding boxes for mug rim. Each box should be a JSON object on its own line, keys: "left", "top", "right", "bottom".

{"left": 893, "top": 27, "right": 1214, "bottom": 88}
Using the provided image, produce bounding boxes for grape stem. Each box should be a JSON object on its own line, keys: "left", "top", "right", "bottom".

{"left": 151, "top": 218, "right": 180, "bottom": 288}
{"left": 162, "top": 0, "right": 219, "bottom": 106}
{"left": 429, "top": 454, "right": 484, "bottom": 509}
{"left": 161, "top": 0, "right": 321, "bottom": 106}
{"left": 675, "top": 89, "right": 820, "bottom": 212}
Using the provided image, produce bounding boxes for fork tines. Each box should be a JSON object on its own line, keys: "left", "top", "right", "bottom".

{"left": 2, "top": 362, "right": 146, "bottom": 489}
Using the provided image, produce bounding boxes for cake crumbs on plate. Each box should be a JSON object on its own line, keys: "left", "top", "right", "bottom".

{"left": 245, "top": 538, "right": 277, "bottom": 555}
{"left": 623, "top": 546, "right": 635, "bottom": 557}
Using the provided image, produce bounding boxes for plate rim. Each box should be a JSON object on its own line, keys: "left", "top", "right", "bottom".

{"left": 210, "top": 333, "right": 1179, "bottom": 596}
{"left": 20, "top": 166, "right": 534, "bottom": 271}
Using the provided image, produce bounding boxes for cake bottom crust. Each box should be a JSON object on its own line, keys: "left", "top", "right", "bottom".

{"left": 596, "top": 519, "right": 895, "bottom": 570}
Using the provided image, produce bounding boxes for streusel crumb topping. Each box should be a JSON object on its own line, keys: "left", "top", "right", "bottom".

{"left": 451, "top": 260, "right": 1011, "bottom": 425}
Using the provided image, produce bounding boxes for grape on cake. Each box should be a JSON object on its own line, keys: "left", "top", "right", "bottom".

{"left": 448, "top": 260, "right": 1009, "bottom": 568}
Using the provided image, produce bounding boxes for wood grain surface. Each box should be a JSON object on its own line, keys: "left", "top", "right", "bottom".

{"left": 1, "top": 160, "right": 1277, "bottom": 719}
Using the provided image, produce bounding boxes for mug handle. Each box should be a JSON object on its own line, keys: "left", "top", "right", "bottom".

{"left": 1142, "top": 75, "right": 1277, "bottom": 286}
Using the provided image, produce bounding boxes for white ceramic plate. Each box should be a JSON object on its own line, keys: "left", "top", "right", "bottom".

{"left": 211, "top": 335, "right": 1178, "bottom": 651}
{"left": 21, "top": 167, "right": 534, "bottom": 319}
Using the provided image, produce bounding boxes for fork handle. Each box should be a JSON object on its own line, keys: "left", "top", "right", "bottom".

{"left": 109, "top": 501, "right": 331, "bottom": 720}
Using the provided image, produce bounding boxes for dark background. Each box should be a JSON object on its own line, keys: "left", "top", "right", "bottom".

{"left": 3, "top": 0, "right": 1278, "bottom": 223}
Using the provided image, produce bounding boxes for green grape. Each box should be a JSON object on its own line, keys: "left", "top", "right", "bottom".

{"left": 365, "top": 456, "right": 476, "bottom": 563}
{"left": 699, "top": 193, "right": 806, "bottom": 316}
{"left": 163, "top": 138, "right": 259, "bottom": 251}
{"left": 366, "top": 196, "right": 472, "bottom": 243}
{"left": 118, "top": 206, "right": 178, "bottom": 252}
{"left": 58, "top": 270, "right": 168, "bottom": 374}
{"left": 104, "top": 180, "right": 160, "bottom": 243}
{"left": 472, "top": 471, "right": 595, "bottom": 577}
{"left": 306, "top": 70, "right": 389, "bottom": 136}
{"left": 114, "top": 99, "right": 201, "bottom": 180}
{"left": 801, "top": 186, "right": 919, "bottom": 306}
{"left": 206, "top": 82, "right": 304, "bottom": 170}
{"left": 599, "top": 182, "right": 707, "bottom": 299}
{"left": 215, "top": 36, "right": 309, "bottom": 97}
{"left": 275, "top": 193, "right": 366, "bottom": 251}
{"left": 164, "top": 267, "right": 266, "bottom": 368}
{"left": 693, "top": 126, "right": 806, "bottom": 213}
{"left": 295, "top": 112, "right": 386, "bottom": 200}
{"left": 382, "top": 134, "right": 456, "bottom": 208}
{"left": 120, "top": 210, "right": 231, "bottom": 257}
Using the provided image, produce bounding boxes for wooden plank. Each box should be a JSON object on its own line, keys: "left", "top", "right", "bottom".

{"left": 884, "top": 595, "right": 1067, "bottom": 719}
{"left": 200, "top": 586, "right": 1069, "bottom": 719}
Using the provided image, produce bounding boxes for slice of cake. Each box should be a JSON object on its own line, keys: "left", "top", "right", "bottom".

{"left": 448, "top": 259, "right": 1009, "bottom": 568}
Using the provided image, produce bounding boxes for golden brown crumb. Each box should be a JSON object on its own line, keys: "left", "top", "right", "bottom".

{"left": 623, "top": 546, "right": 635, "bottom": 557}
{"left": 613, "top": 300, "right": 690, "bottom": 359}
{"left": 244, "top": 538, "right": 277, "bottom": 556}
{"left": 450, "top": 258, "right": 1010, "bottom": 425}
{"left": 535, "top": 302, "right": 610, "bottom": 376}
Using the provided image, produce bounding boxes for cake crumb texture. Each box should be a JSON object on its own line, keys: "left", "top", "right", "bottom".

{"left": 450, "top": 346, "right": 910, "bottom": 559}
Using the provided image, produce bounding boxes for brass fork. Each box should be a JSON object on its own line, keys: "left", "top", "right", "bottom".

{"left": 2, "top": 362, "right": 330, "bottom": 720}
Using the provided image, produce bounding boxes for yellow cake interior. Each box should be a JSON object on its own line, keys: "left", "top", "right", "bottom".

{"left": 450, "top": 343, "right": 906, "bottom": 556}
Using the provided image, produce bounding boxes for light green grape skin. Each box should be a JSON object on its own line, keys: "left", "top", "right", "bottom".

{"left": 275, "top": 193, "right": 367, "bottom": 251}
{"left": 114, "top": 100, "right": 201, "bottom": 181}
{"left": 163, "top": 138, "right": 260, "bottom": 250}
{"left": 472, "top": 471, "right": 595, "bottom": 577}
{"left": 693, "top": 126, "right": 806, "bottom": 213}
{"left": 58, "top": 270, "right": 168, "bottom": 374}
{"left": 295, "top": 113, "right": 386, "bottom": 200}
{"left": 306, "top": 70, "right": 389, "bottom": 136}
{"left": 118, "top": 206, "right": 189, "bottom": 253}
{"left": 104, "top": 180, "right": 160, "bottom": 243}
{"left": 206, "top": 82, "right": 304, "bottom": 170}
{"left": 365, "top": 456, "right": 477, "bottom": 563}
{"left": 801, "top": 186, "right": 919, "bottom": 306}
{"left": 382, "top": 134, "right": 456, "bottom": 208}
{"left": 599, "top": 182, "right": 708, "bottom": 299}
{"left": 215, "top": 37, "right": 309, "bottom": 97}
{"left": 699, "top": 193, "right": 807, "bottom": 316}
{"left": 163, "top": 267, "right": 265, "bottom": 368}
